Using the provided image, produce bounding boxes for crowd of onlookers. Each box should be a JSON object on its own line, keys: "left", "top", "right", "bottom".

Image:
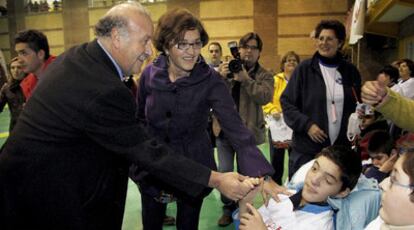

{"left": 0, "top": 2, "right": 413, "bottom": 230}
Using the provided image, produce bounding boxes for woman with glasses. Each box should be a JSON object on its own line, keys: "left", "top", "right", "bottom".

{"left": 365, "top": 145, "right": 414, "bottom": 229}
{"left": 130, "top": 9, "right": 281, "bottom": 229}
{"left": 281, "top": 20, "right": 361, "bottom": 179}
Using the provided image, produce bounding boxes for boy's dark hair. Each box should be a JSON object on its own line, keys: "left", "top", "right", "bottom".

{"left": 239, "top": 32, "right": 263, "bottom": 52}
{"left": 379, "top": 65, "right": 399, "bottom": 84}
{"left": 314, "top": 20, "right": 346, "bottom": 48}
{"left": 316, "top": 146, "right": 362, "bottom": 191}
{"left": 368, "top": 130, "right": 394, "bottom": 156}
{"left": 14, "top": 29, "right": 50, "bottom": 60}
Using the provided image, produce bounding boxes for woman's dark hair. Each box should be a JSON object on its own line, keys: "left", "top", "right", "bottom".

{"left": 316, "top": 146, "right": 362, "bottom": 191}
{"left": 14, "top": 29, "right": 50, "bottom": 60}
{"left": 239, "top": 32, "right": 263, "bottom": 52}
{"left": 399, "top": 58, "right": 414, "bottom": 77}
{"left": 379, "top": 64, "right": 400, "bottom": 84}
{"left": 314, "top": 20, "right": 346, "bottom": 47}
{"left": 153, "top": 8, "right": 209, "bottom": 52}
{"left": 280, "top": 51, "right": 300, "bottom": 71}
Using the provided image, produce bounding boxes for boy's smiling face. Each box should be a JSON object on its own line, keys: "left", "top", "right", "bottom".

{"left": 302, "top": 156, "right": 347, "bottom": 204}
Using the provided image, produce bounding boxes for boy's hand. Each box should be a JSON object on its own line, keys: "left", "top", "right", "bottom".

{"left": 262, "top": 178, "right": 292, "bottom": 205}
{"left": 239, "top": 203, "right": 267, "bottom": 230}
{"left": 379, "top": 150, "right": 398, "bottom": 173}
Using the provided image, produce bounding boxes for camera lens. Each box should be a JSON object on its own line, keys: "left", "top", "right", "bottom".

{"left": 228, "top": 59, "right": 242, "bottom": 73}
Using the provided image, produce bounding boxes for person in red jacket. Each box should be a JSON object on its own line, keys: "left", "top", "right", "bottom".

{"left": 14, "top": 29, "right": 56, "bottom": 101}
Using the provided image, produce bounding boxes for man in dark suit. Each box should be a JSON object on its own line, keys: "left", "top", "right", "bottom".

{"left": 0, "top": 2, "right": 255, "bottom": 229}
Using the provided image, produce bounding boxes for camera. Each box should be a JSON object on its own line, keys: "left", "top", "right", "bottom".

{"left": 227, "top": 41, "right": 243, "bottom": 78}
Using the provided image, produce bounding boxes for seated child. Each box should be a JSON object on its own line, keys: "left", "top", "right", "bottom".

{"left": 238, "top": 146, "right": 362, "bottom": 230}
{"left": 357, "top": 111, "right": 389, "bottom": 160}
{"left": 364, "top": 130, "right": 397, "bottom": 183}
{"left": 364, "top": 142, "right": 414, "bottom": 229}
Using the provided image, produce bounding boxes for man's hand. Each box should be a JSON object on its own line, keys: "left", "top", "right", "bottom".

{"left": 239, "top": 203, "right": 267, "bottom": 230}
{"left": 208, "top": 171, "right": 256, "bottom": 201}
{"left": 361, "top": 81, "right": 388, "bottom": 105}
{"left": 261, "top": 178, "right": 291, "bottom": 205}
{"left": 233, "top": 66, "right": 251, "bottom": 82}
{"left": 307, "top": 124, "right": 327, "bottom": 143}
{"left": 218, "top": 62, "right": 230, "bottom": 78}
{"left": 240, "top": 179, "right": 261, "bottom": 204}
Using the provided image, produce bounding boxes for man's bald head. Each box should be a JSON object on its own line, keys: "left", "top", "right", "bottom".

{"left": 94, "top": 2, "right": 154, "bottom": 76}
{"left": 94, "top": 2, "right": 151, "bottom": 38}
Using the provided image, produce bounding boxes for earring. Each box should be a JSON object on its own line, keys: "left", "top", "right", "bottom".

{"left": 165, "top": 51, "right": 169, "bottom": 56}
{"left": 196, "top": 55, "right": 201, "bottom": 64}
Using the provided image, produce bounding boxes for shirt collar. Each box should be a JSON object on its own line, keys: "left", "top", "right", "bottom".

{"left": 289, "top": 189, "right": 331, "bottom": 213}
{"left": 97, "top": 39, "right": 125, "bottom": 81}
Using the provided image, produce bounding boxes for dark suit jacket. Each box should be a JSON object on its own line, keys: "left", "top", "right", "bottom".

{"left": 0, "top": 40, "right": 211, "bottom": 230}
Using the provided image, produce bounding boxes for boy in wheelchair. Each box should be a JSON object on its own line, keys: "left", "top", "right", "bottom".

{"left": 237, "top": 146, "right": 380, "bottom": 230}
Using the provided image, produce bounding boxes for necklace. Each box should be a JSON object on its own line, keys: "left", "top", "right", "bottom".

{"left": 321, "top": 66, "right": 339, "bottom": 123}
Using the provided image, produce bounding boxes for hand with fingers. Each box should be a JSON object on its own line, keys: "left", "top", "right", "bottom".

{"left": 361, "top": 80, "right": 388, "bottom": 106}
{"left": 218, "top": 62, "right": 230, "bottom": 79}
{"left": 379, "top": 150, "right": 399, "bottom": 173}
{"left": 261, "top": 177, "right": 292, "bottom": 206}
{"left": 307, "top": 124, "right": 328, "bottom": 143}
{"left": 239, "top": 203, "right": 267, "bottom": 230}
{"left": 212, "top": 172, "right": 258, "bottom": 201}
{"left": 233, "top": 66, "right": 251, "bottom": 82}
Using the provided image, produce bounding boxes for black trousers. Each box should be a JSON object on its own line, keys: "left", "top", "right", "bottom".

{"left": 141, "top": 192, "right": 203, "bottom": 230}
{"left": 268, "top": 131, "right": 290, "bottom": 184}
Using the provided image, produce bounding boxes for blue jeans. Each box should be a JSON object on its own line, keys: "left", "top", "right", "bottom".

{"left": 216, "top": 135, "right": 238, "bottom": 216}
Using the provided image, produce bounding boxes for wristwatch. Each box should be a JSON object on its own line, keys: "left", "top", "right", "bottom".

{"left": 263, "top": 175, "right": 271, "bottom": 182}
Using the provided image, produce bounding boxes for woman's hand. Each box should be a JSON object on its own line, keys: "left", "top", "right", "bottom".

{"left": 307, "top": 124, "right": 327, "bottom": 143}
{"left": 361, "top": 81, "right": 388, "bottom": 105}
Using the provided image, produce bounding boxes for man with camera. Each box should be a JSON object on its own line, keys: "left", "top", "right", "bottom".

{"left": 216, "top": 32, "right": 274, "bottom": 227}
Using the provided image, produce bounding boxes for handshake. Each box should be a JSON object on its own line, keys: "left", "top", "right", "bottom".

{"left": 209, "top": 171, "right": 290, "bottom": 203}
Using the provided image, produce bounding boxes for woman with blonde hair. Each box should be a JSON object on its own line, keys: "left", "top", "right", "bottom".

{"left": 263, "top": 51, "right": 300, "bottom": 183}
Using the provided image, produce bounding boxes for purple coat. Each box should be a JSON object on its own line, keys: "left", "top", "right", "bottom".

{"left": 136, "top": 54, "right": 273, "bottom": 197}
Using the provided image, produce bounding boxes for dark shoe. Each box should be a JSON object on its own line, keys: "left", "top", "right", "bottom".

{"left": 163, "top": 215, "right": 176, "bottom": 226}
{"left": 217, "top": 214, "right": 233, "bottom": 227}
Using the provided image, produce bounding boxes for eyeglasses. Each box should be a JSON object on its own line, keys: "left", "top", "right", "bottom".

{"left": 240, "top": 45, "right": 259, "bottom": 51}
{"left": 382, "top": 175, "right": 414, "bottom": 190}
{"left": 317, "top": 36, "right": 337, "bottom": 43}
{"left": 175, "top": 41, "right": 203, "bottom": 50}
{"left": 397, "top": 147, "right": 414, "bottom": 155}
